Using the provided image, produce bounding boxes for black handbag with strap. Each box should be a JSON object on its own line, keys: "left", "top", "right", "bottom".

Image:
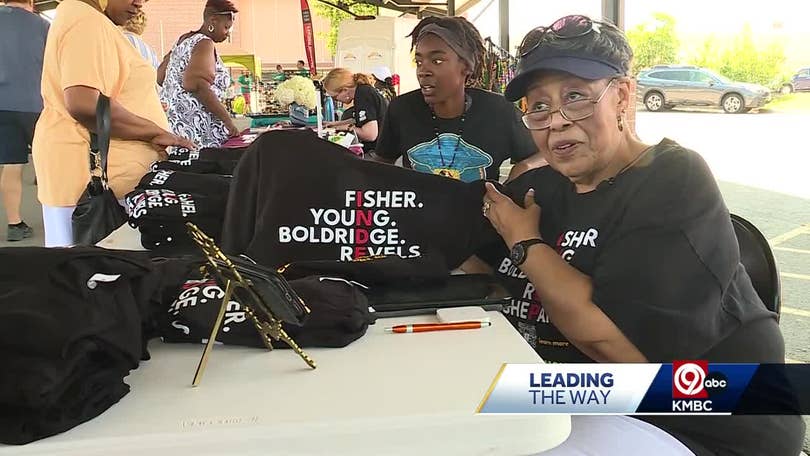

{"left": 72, "top": 94, "right": 128, "bottom": 246}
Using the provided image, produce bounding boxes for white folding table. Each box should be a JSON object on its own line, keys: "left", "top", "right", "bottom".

{"left": 1, "top": 225, "right": 571, "bottom": 455}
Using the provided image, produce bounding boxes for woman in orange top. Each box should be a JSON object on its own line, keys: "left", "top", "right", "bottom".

{"left": 32, "top": 0, "right": 194, "bottom": 247}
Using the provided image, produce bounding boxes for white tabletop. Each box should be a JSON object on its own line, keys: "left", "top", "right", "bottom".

{"left": 3, "top": 225, "right": 571, "bottom": 455}
{"left": 4, "top": 312, "right": 569, "bottom": 455}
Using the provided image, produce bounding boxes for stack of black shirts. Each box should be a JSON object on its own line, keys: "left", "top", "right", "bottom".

{"left": 163, "top": 146, "right": 246, "bottom": 175}
{"left": 160, "top": 270, "right": 371, "bottom": 350}
{"left": 0, "top": 247, "right": 158, "bottom": 445}
{"left": 125, "top": 167, "right": 232, "bottom": 253}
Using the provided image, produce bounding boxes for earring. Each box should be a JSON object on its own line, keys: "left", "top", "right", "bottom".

{"left": 617, "top": 114, "right": 624, "bottom": 132}
{"left": 208, "top": 24, "right": 215, "bottom": 33}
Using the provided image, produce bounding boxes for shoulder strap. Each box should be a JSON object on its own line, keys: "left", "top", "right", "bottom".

{"left": 89, "top": 94, "right": 112, "bottom": 180}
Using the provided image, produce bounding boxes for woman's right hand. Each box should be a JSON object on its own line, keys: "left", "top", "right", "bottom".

{"left": 150, "top": 131, "right": 196, "bottom": 160}
{"left": 226, "top": 121, "right": 241, "bottom": 137}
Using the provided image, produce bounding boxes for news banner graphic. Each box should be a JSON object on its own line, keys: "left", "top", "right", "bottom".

{"left": 476, "top": 362, "right": 810, "bottom": 415}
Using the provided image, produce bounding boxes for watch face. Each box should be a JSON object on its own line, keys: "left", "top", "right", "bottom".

{"left": 510, "top": 243, "right": 525, "bottom": 265}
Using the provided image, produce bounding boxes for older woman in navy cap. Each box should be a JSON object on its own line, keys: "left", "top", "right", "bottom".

{"left": 468, "top": 14, "right": 804, "bottom": 456}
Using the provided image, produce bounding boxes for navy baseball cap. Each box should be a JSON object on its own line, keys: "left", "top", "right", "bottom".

{"left": 504, "top": 48, "right": 625, "bottom": 101}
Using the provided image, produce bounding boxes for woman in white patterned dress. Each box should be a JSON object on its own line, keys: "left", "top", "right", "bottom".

{"left": 158, "top": 0, "right": 239, "bottom": 148}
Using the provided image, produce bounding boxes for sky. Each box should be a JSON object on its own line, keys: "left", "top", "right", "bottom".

{"left": 623, "top": 0, "right": 810, "bottom": 34}
{"left": 466, "top": 0, "right": 810, "bottom": 68}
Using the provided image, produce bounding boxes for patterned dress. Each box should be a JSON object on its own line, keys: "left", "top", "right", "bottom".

{"left": 160, "top": 33, "right": 231, "bottom": 148}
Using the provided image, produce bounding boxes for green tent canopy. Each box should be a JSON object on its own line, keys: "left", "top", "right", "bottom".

{"left": 221, "top": 54, "right": 262, "bottom": 79}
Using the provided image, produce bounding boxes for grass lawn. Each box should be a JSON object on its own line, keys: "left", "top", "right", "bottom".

{"left": 763, "top": 92, "right": 810, "bottom": 112}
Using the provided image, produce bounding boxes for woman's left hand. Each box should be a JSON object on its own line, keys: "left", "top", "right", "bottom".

{"left": 483, "top": 182, "right": 542, "bottom": 248}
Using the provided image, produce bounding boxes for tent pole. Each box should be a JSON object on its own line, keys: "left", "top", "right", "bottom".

{"left": 602, "top": 0, "right": 625, "bottom": 29}
{"left": 498, "top": 0, "right": 508, "bottom": 52}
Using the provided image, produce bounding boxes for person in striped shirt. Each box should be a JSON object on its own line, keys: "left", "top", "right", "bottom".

{"left": 122, "top": 10, "right": 159, "bottom": 69}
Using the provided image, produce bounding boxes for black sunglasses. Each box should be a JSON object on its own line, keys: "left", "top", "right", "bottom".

{"left": 518, "top": 15, "right": 604, "bottom": 58}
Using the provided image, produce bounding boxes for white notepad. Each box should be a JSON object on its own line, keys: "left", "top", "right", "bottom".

{"left": 436, "top": 306, "right": 491, "bottom": 323}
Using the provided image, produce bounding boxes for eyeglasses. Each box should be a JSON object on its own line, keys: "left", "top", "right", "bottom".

{"left": 521, "top": 79, "right": 615, "bottom": 130}
{"left": 518, "top": 15, "right": 604, "bottom": 58}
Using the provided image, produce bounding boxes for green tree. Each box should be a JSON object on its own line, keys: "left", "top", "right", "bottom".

{"left": 626, "top": 13, "right": 680, "bottom": 74}
{"left": 687, "top": 25, "right": 787, "bottom": 87}
{"left": 690, "top": 34, "right": 721, "bottom": 69}
{"left": 314, "top": 1, "right": 378, "bottom": 57}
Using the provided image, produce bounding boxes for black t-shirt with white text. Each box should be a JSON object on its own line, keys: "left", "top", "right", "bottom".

{"left": 222, "top": 130, "right": 493, "bottom": 271}
{"left": 376, "top": 88, "right": 537, "bottom": 182}
{"left": 478, "top": 139, "right": 804, "bottom": 455}
{"left": 352, "top": 83, "right": 387, "bottom": 154}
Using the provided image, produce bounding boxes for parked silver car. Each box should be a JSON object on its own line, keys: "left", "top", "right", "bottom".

{"left": 636, "top": 65, "right": 771, "bottom": 113}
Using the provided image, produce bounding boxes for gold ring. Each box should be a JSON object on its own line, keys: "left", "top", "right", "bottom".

{"left": 482, "top": 201, "right": 491, "bottom": 216}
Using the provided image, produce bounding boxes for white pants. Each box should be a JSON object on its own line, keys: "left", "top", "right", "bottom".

{"left": 41, "top": 205, "right": 75, "bottom": 247}
{"left": 42, "top": 200, "right": 128, "bottom": 247}
{"left": 536, "top": 416, "right": 695, "bottom": 456}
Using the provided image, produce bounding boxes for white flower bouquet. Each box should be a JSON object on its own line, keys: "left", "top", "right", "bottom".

{"left": 274, "top": 76, "right": 318, "bottom": 110}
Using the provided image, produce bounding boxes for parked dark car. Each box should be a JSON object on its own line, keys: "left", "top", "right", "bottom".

{"left": 636, "top": 65, "right": 771, "bottom": 113}
{"left": 780, "top": 67, "right": 810, "bottom": 94}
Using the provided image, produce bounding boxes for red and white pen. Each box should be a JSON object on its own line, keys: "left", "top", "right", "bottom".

{"left": 385, "top": 321, "right": 492, "bottom": 333}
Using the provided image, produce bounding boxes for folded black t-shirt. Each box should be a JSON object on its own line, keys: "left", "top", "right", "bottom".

{"left": 169, "top": 146, "right": 248, "bottom": 163}
{"left": 161, "top": 275, "right": 370, "bottom": 349}
{"left": 0, "top": 360, "right": 130, "bottom": 445}
{"left": 137, "top": 221, "right": 222, "bottom": 253}
{"left": 0, "top": 248, "right": 158, "bottom": 445}
{"left": 127, "top": 171, "right": 231, "bottom": 253}
{"left": 136, "top": 169, "right": 231, "bottom": 194}
{"left": 126, "top": 188, "right": 227, "bottom": 226}
{"left": 152, "top": 159, "right": 238, "bottom": 176}
{"left": 222, "top": 130, "right": 493, "bottom": 270}
{"left": 0, "top": 247, "right": 156, "bottom": 365}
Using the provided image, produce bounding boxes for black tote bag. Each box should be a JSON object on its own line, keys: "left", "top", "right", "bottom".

{"left": 72, "top": 94, "right": 128, "bottom": 246}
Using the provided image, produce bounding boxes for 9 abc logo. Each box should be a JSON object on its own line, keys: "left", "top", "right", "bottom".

{"left": 672, "top": 361, "right": 728, "bottom": 399}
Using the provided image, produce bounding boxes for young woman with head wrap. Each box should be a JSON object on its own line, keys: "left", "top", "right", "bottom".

{"left": 32, "top": 0, "right": 194, "bottom": 247}
{"left": 158, "top": 0, "right": 240, "bottom": 148}
{"left": 373, "top": 16, "right": 538, "bottom": 183}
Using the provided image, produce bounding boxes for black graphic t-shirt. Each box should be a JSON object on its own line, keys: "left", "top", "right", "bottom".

{"left": 479, "top": 170, "right": 591, "bottom": 362}
{"left": 375, "top": 88, "right": 537, "bottom": 182}
{"left": 161, "top": 275, "right": 370, "bottom": 349}
{"left": 222, "top": 130, "right": 493, "bottom": 270}
{"left": 352, "top": 83, "right": 387, "bottom": 154}
{"left": 0, "top": 247, "right": 158, "bottom": 444}
{"left": 478, "top": 139, "right": 804, "bottom": 456}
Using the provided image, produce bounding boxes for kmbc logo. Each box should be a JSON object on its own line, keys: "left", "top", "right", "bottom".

{"left": 672, "top": 361, "right": 709, "bottom": 399}
{"left": 671, "top": 360, "right": 729, "bottom": 412}
{"left": 672, "top": 360, "right": 729, "bottom": 399}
